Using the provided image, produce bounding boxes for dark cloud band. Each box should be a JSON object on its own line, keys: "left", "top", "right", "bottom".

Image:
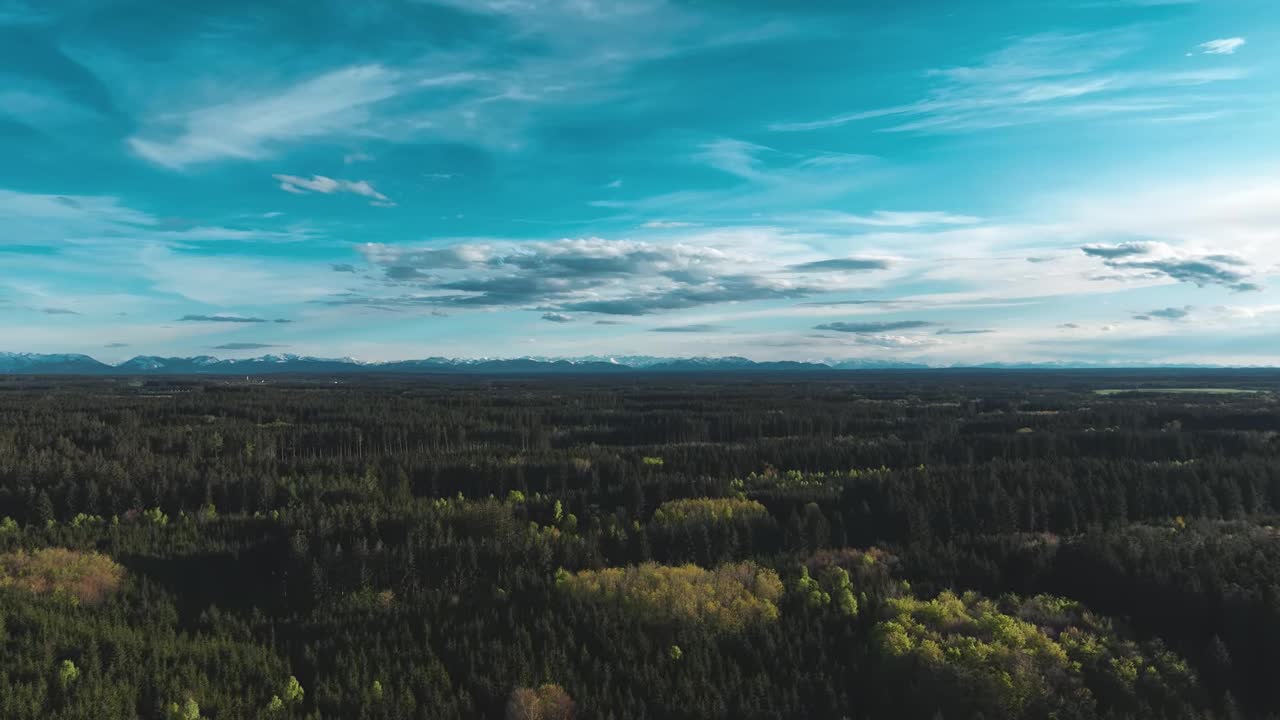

{"left": 815, "top": 320, "right": 935, "bottom": 333}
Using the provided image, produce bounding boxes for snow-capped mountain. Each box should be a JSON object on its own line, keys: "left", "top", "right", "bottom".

{"left": 0, "top": 352, "right": 940, "bottom": 375}
{"left": 2, "top": 353, "right": 1259, "bottom": 376}
{"left": 0, "top": 353, "right": 112, "bottom": 374}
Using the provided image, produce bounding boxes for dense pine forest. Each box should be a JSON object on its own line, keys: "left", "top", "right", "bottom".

{"left": 2, "top": 371, "right": 1280, "bottom": 719}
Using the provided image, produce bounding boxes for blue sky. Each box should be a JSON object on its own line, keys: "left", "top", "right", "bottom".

{"left": 2, "top": 0, "right": 1278, "bottom": 364}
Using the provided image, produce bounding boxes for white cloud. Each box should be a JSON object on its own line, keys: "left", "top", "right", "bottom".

{"left": 0, "top": 189, "right": 316, "bottom": 251}
{"left": 120, "top": 2, "right": 792, "bottom": 171}
{"left": 331, "top": 174, "right": 1280, "bottom": 337}
{"left": 771, "top": 32, "right": 1246, "bottom": 134}
{"left": 138, "top": 245, "right": 340, "bottom": 306}
{"left": 621, "top": 142, "right": 882, "bottom": 218}
{"left": 1056, "top": 178, "right": 1280, "bottom": 254}
{"left": 0, "top": 189, "right": 157, "bottom": 229}
{"left": 1140, "top": 110, "right": 1233, "bottom": 125}
{"left": 1223, "top": 303, "right": 1273, "bottom": 319}
{"left": 1080, "top": 241, "right": 1260, "bottom": 291}
{"left": 696, "top": 138, "right": 773, "bottom": 180}
{"left": 273, "top": 174, "right": 394, "bottom": 206}
{"left": 343, "top": 152, "right": 373, "bottom": 164}
{"left": 417, "top": 72, "right": 482, "bottom": 88}
{"left": 154, "top": 226, "right": 311, "bottom": 244}
{"left": 813, "top": 210, "right": 982, "bottom": 228}
{"left": 642, "top": 220, "right": 699, "bottom": 228}
{"left": 129, "top": 65, "right": 401, "bottom": 169}
{"left": 9, "top": 163, "right": 1280, "bottom": 365}
{"left": 345, "top": 234, "right": 865, "bottom": 317}
{"left": 1200, "top": 38, "right": 1246, "bottom": 55}
{"left": 0, "top": 319, "right": 237, "bottom": 358}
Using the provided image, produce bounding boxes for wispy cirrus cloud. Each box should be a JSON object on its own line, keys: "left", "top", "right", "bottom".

{"left": 212, "top": 342, "right": 284, "bottom": 350}
{"left": 0, "top": 189, "right": 315, "bottom": 251}
{"left": 691, "top": 140, "right": 876, "bottom": 186}
{"left": 129, "top": 65, "right": 402, "bottom": 169}
{"left": 695, "top": 138, "right": 774, "bottom": 180}
{"left": 614, "top": 142, "right": 882, "bottom": 221}
{"left": 119, "top": 0, "right": 782, "bottom": 172}
{"left": 770, "top": 31, "right": 1245, "bottom": 134}
{"left": 275, "top": 174, "right": 394, "bottom": 206}
{"left": 642, "top": 220, "right": 699, "bottom": 229}
{"left": 809, "top": 211, "right": 982, "bottom": 228}
{"left": 847, "top": 333, "right": 941, "bottom": 349}
{"left": 1199, "top": 37, "right": 1245, "bottom": 55}
{"left": 0, "top": 189, "right": 157, "bottom": 235}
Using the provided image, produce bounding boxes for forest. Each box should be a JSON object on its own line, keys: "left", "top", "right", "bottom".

{"left": 1, "top": 370, "right": 1279, "bottom": 719}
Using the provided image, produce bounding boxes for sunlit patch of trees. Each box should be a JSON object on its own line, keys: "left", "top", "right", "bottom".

{"left": 557, "top": 562, "right": 784, "bottom": 633}
{"left": 506, "top": 684, "right": 574, "bottom": 720}
{"left": 805, "top": 546, "right": 902, "bottom": 601}
{"left": 650, "top": 498, "right": 769, "bottom": 528}
{"left": 789, "top": 565, "right": 857, "bottom": 616}
{"left": 0, "top": 548, "right": 125, "bottom": 605}
{"left": 874, "top": 591, "right": 1204, "bottom": 719}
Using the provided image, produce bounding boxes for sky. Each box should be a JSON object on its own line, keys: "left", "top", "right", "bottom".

{"left": 2, "top": 0, "right": 1279, "bottom": 365}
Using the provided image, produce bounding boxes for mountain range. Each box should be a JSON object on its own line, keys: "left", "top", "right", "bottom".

{"left": 1, "top": 352, "right": 1271, "bottom": 376}
{"left": 0, "top": 352, "right": 935, "bottom": 375}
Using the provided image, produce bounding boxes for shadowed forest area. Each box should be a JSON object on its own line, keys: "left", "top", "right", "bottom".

{"left": 2, "top": 371, "right": 1280, "bottom": 719}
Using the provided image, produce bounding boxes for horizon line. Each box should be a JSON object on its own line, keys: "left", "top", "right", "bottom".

{"left": 4, "top": 351, "right": 1280, "bottom": 372}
